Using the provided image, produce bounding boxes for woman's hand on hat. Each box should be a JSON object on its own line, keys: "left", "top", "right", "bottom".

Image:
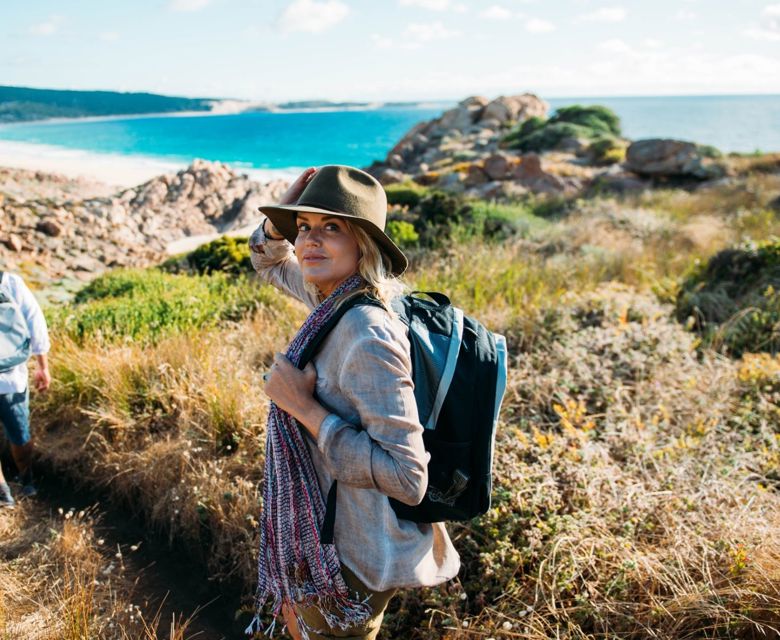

{"left": 279, "top": 167, "right": 317, "bottom": 205}
{"left": 263, "top": 352, "right": 329, "bottom": 438}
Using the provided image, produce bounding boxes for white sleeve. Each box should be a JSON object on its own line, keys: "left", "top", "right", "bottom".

{"left": 11, "top": 277, "right": 51, "bottom": 355}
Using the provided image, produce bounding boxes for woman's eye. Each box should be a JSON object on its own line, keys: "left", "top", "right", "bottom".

{"left": 297, "top": 223, "right": 310, "bottom": 231}
{"left": 325, "top": 223, "right": 340, "bottom": 231}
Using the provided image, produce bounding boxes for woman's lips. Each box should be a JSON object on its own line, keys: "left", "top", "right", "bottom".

{"left": 302, "top": 254, "right": 326, "bottom": 263}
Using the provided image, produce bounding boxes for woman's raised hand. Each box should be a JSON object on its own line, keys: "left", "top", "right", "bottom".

{"left": 279, "top": 167, "right": 317, "bottom": 205}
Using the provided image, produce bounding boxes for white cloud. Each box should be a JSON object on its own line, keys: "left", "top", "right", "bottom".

{"left": 277, "top": 0, "right": 350, "bottom": 34}
{"left": 399, "top": 0, "right": 451, "bottom": 10}
{"left": 742, "top": 4, "right": 780, "bottom": 40}
{"left": 99, "top": 31, "right": 120, "bottom": 42}
{"left": 598, "top": 38, "right": 632, "bottom": 54}
{"left": 643, "top": 37, "right": 663, "bottom": 48}
{"left": 581, "top": 7, "right": 626, "bottom": 22}
{"left": 764, "top": 4, "right": 780, "bottom": 17}
{"left": 372, "top": 33, "right": 394, "bottom": 48}
{"left": 743, "top": 26, "right": 780, "bottom": 41}
{"left": 169, "top": 0, "right": 212, "bottom": 11}
{"left": 403, "top": 21, "right": 460, "bottom": 42}
{"left": 525, "top": 17, "right": 555, "bottom": 32}
{"left": 29, "top": 15, "right": 63, "bottom": 36}
{"left": 480, "top": 5, "right": 513, "bottom": 19}
{"left": 675, "top": 9, "right": 697, "bottom": 20}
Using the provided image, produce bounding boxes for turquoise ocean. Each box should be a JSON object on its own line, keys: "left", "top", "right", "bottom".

{"left": 0, "top": 95, "right": 777, "bottom": 172}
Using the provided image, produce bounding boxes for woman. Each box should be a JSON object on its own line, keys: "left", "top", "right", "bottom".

{"left": 247, "top": 165, "right": 460, "bottom": 640}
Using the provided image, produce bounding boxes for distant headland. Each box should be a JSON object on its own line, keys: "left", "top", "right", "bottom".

{"left": 0, "top": 85, "right": 433, "bottom": 123}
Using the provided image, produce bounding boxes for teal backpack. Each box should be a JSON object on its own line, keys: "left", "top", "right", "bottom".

{"left": 0, "top": 272, "right": 31, "bottom": 373}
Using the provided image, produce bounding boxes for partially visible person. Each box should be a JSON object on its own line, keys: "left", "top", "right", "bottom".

{"left": 0, "top": 271, "right": 51, "bottom": 508}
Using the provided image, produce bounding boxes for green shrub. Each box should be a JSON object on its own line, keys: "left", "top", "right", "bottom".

{"left": 504, "top": 122, "right": 595, "bottom": 153}
{"left": 676, "top": 239, "right": 780, "bottom": 355}
{"left": 53, "top": 269, "right": 277, "bottom": 345}
{"left": 697, "top": 144, "right": 723, "bottom": 159}
{"left": 412, "top": 191, "right": 468, "bottom": 247}
{"left": 502, "top": 105, "right": 623, "bottom": 154}
{"left": 385, "top": 220, "right": 420, "bottom": 248}
{"left": 588, "top": 136, "right": 627, "bottom": 165}
{"left": 467, "top": 201, "right": 549, "bottom": 239}
{"left": 385, "top": 181, "right": 430, "bottom": 208}
{"left": 186, "top": 236, "right": 251, "bottom": 275}
{"left": 551, "top": 105, "right": 621, "bottom": 137}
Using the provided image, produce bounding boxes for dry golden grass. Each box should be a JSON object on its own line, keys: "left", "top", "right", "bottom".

{"left": 0, "top": 502, "right": 198, "bottom": 639}
{"left": 23, "top": 175, "right": 780, "bottom": 638}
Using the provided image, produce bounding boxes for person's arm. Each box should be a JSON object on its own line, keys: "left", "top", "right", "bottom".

{"left": 265, "top": 310, "right": 428, "bottom": 506}
{"left": 33, "top": 354, "right": 51, "bottom": 392}
{"left": 317, "top": 317, "right": 428, "bottom": 506}
{"left": 249, "top": 168, "right": 319, "bottom": 307}
{"left": 13, "top": 277, "right": 51, "bottom": 392}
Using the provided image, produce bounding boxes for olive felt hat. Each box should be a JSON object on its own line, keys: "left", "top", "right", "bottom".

{"left": 258, "top": 165, "right": 408, "bottom": 276}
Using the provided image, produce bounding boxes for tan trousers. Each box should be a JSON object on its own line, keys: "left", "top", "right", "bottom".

{"left": 295, "top": 565, "right": 397, "bottom": 640}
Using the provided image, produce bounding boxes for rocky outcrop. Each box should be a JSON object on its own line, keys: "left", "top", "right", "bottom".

{"left": 373, "top": 93, "right": 548, "bottom": 180}
{"left": 366, "top": 92, "right": 611, "bottom": 198}
{"left": 0, "top": 160, "right": 286, "bottom": 285}
{"left": 625, "top": 139, "right": 726, "bottom": 179}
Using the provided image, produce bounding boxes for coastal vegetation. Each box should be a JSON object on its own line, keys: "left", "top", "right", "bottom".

{"left": 501, "top": 105, "right": 625, "bottom": 162}
{"left": 18, "top": 155, "right": 780, "bottom": 638}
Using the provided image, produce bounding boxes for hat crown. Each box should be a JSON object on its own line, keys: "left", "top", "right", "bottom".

{"left": 297, "top": 165, "right": 387, "bottom": 228}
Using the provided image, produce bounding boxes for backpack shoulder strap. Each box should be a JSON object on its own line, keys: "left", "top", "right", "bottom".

{"left": 297, "top": 291, "right": 383, "bottom": 546}
{"left": 297, "top": 293, "right": 382, "bottom": 370}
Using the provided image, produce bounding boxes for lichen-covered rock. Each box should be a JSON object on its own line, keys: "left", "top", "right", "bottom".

{"left": 625, "top": 139, "right": 726, "bottom": 179}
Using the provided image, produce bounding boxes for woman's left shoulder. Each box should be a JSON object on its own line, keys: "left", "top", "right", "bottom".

{"left": 336, "top": 303, "right": 409, "bottom": 347}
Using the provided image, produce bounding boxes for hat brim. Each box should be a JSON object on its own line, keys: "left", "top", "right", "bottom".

{"left": 258, "top": 204, "right": 409, "bottom": 276}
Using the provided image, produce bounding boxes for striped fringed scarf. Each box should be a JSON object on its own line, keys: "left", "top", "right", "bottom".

{"left": 246, "top": 273, "right": 372, "bottom": 639}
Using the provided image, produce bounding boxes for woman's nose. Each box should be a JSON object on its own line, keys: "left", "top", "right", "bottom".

{"left": 305, "top": 227, "right": 322, "bottom": 244}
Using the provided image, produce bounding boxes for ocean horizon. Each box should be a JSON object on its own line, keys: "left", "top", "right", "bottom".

{"left": 0, "top": 94, "right": 778, "bottom": 177}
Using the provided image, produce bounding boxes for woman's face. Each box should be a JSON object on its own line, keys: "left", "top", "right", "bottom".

{"left": 294, "top": 212, "right": 361, "bottom": 297}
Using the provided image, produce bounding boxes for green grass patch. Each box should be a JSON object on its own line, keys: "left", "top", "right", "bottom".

{"left": 385, "top": 181, "right": 430, "bottom": 208}
{"left": 465, "top": 201, "right": 549, "bottom": 239}
{"left": 51, "top": 268, "right": 278, "bottom": 345}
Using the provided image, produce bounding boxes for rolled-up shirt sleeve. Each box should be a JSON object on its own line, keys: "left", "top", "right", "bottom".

{"left": 16, "top": 278, "right": 50, "bottom": 355}
{"left": 315, "top": 315, "right": 429, "bottom": 506}
{"left": 248, "top": 217, "right": 317, "bottom": 308}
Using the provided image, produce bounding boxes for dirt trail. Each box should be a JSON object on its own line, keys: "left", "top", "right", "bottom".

{"left": 30, "top": 467, "right": 256, "bottom": 640}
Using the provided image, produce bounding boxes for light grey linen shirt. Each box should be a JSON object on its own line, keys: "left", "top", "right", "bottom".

{"left": 249, "top": 219, "right": 460, "bottom": 592}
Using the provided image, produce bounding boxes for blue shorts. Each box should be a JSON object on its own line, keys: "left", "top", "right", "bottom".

{"left": 0, "top": 389, "right": 31, "bottom": 446}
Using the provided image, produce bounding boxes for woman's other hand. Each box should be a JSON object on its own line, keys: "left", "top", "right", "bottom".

{"left": 279, "top": 167, "right": 317, "bottom": 205}
{"left": 264, "top": 353, "right": 328, "bottom": 437}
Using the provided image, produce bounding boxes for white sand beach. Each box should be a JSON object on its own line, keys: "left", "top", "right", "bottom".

{"left": 0, "top": 140, "right": 299, "bottom": 189}
{"left": 0, "top": 140, "right": 186, "bottom": 187}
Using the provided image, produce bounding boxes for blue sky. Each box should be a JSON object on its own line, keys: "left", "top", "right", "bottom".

{"left": 2, "top": 0, "right": 779, "bottom": 101}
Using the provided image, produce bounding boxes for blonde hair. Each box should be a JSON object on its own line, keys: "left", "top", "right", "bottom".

{"left": 303, "top": 218, "right": 405, "bottom": 309}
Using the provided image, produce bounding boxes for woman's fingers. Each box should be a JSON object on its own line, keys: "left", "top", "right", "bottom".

{"left": 279, "top": 167, "right": 317, "bottom": 205}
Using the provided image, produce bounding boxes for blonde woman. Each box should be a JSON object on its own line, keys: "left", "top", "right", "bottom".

{"left": 247, "top": 166, "right": 460, "bottom": 640}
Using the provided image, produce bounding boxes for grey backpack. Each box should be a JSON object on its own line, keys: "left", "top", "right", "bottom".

{"left": 0, "top": 272, "right": 31, "bottom": 372}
